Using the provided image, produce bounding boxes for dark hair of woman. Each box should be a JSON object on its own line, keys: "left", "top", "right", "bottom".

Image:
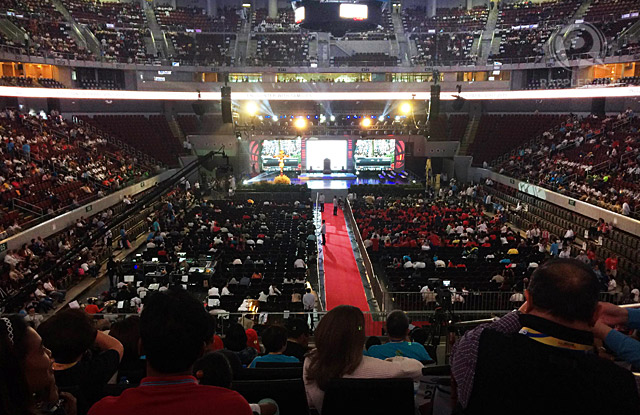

{"left": 305, "top": 305, "right": 366, "bottom": 390}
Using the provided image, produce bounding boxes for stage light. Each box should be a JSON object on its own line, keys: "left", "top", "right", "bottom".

{"left": 400, "top": 102, "right": 412, "bottom": 115}
{"left": 272, "top": 116, "right": 278, "bottom": 123}
{"left": 330, "top": 115, "right": 336, "bottom": 122}
{"left": 395, "top": 115, "right": 401, "bottom": 121}
{"left": 245, "top": 101, "right": 258, "bottom": 116}
{"left": 294, "top": 117, "right": 307, "bottom": 129}
{"left": 361, "top": 117, "right": 372, "bottom": 128}
{"left": 257, "top": 115, "right": 263, "bottom": 121}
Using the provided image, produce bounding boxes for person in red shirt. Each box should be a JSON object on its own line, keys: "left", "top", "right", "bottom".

{"left": 84, "top": 298, "right": 102, "bottom": 314}
{"left": 605, "top": 256, "right": 619, "bottom": 278}
{"left": 89, "top": 289, "right": 252, "bottom": 415}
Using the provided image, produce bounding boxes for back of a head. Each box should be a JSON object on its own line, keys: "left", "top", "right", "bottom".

{"left": 528, "top": 259, "right": 600, "bottom": 323}
{"left": 224, "top": 323, "right": 248, "bottom": 352}
{"left": 109, "top": 315, "right": 141, "bottom": 363}
{"left": 38, "top": 309, "right": 97, "bottom": 364}
{"left": 386, "top": 310, "right": 410, "bottom": 338}
{"left": 140, "top": 289, "right": 209, "bottom": 374}
{"left": 193, "top": 352, "right": 233, "bottom": 388}
{"left": 285, "top": 318, "right": 309, "bottom": 339}
{"left": 307, "top": 305, "right": 365, "bottom": 390}
{"left": 261, "top": 325, "right": 288, "bottom": 353}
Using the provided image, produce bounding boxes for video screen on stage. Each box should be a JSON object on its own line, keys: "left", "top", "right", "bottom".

{"left": 261, "top": 139, "right": 301, "bottom": 171}
{"left": 354, "top": 139, "right": 395, "bottom": 170}
{"left": 306, "top": 140, "right": 348, "bottom": 171}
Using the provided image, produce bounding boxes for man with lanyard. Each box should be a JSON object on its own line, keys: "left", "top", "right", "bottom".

{"left": 451, "top": 259, "right": 640, "bottom": 415}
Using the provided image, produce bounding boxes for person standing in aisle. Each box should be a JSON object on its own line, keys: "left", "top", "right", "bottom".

{"left": 333, "top": 196, "right": 338, "bottom": 216}
{"left": 321, "top": 220, "right": 326, "bottom": 245}
{"left": 319, "top": 193, "right": 325, "bottom": 212}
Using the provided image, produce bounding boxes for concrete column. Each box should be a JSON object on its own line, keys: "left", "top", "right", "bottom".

{"left": 466, "top": 0, "right": 473, "bottom": 10}
{"left": 206, "top": 0, "right": 218, "bottom": 17}
{"left": 428, "top": 0, "right": 437, "bottom": 18}
{"left": 268, "top": 0, "right": 277, "bottom": 19}
{"left": 169, "top": 0, "right": 176, "bottom": 9}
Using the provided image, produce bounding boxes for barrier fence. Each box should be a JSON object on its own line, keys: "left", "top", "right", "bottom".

{"left": 384, "top": 291, "right": 627, "bottom": 312}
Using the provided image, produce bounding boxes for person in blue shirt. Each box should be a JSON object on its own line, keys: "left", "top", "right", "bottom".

{"left": 365, "top": 310, "right": 433, "bottom": 364}
{"left": 249, "top": 325, "right": 300, "bottom": 368}
{"left": 22, "top": 142, "right": 30, "bottom": 162}
{"left": 593, "top": 302, "right": 640, "bottom": 370}
{"left": 7, "top": 139, "right": 14, "bottom": 157}
{"left": 550, "top": 240, "right": 560, "bottom": 257}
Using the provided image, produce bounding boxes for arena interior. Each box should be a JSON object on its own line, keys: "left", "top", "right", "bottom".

{"left": 1, "top": 0, "right": 640, "bottom": 413}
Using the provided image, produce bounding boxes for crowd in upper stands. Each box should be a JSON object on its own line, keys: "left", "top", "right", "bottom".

{"left": 0, "top": 0, "right": 638, "bottom": 67}
{"left": 0, "top": 109, "right": 151, "bottom": 225}
{"left": 494, "top": 110, "right": 640, "bottom": 217}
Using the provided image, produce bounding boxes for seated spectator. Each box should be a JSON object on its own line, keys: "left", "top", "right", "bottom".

{"left": 224, "top": 323, "right": 258, "bottom": 366}
{"left": 365, "top": 310, "right": 433, "bottom": 364}
{"left": 193, "top": 351, "right": 278, "bottom": 415}
{"left": 451, "top": 259, "right": 640, "bottom": 414}
{"left": 89, "top": 289, "right": 252, "bottom": 415}
{"left": 38, "top": 309, "right": 124, "bottom": 415}
{"left": 249, "top": 325, "right": 300, "bottom": 368}
{"left": 304, "top": 305, "right": 423, "bottom": 413}
{"left": 109, "top": 315, "right": 146, "bottom": 384}
{"left": 284, "top": 318, "right": 311, "bottom": 361}
{"left": 0, "top": 315, "right": 77, "bottom": 415}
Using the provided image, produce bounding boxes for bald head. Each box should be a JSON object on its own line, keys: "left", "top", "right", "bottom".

{"left": 528, "top": 259, "right": 600, "bottom": 323}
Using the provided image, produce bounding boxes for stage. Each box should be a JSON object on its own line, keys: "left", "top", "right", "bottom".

{"left": 243, "top": 170, "right": 416, "bottom": 190}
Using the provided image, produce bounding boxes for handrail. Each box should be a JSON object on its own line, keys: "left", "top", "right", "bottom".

{"left": 13, "top": 198, "right": 44, "bottom": 216}
{"left": 344, "top": 198, "right": 388, "bottom": 312}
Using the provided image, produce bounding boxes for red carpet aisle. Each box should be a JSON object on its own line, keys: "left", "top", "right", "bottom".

{"left": 322, "top": 203, "right": 370, "bottom": 311}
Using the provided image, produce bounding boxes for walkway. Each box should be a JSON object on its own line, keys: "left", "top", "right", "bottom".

{"left": 321, "top": 203, "right": 369, "bottom": 311}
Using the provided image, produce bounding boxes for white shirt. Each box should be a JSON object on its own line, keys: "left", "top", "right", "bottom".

{"left": 221, "top": 286, "right": 231, "bottom": 296}
{"left": 510, "top": 292, "right": 525, "bottom": 302}
{"left": 232, "top": 259, "right": 242, "bottom": 265}
{"left": 269, "top": 286, "right": 281, "bottom": 296}
{"left": 622, "top": 202, "right": 630, "bottom": 216}
{"left": 434, "top": 259, "right": 446, "bottom": 268}
{"left": 303, "top": 292, "right": 316, "bottom": 310}
{"left": 294, "top": 259, "right": 306, "bottom": 268}
{"left": 208, "top": 287, "right": 220, "bottom": 297}
{"left": 258, "top": 291, "right": 269, "bottom": 302}
{"left": 564, "top": 229, "right": 574, "bottom": 239}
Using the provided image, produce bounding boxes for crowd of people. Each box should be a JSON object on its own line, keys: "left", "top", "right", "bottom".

{"left": 495, "top": 110, "right": 640, "bottom": 217}
{"left": 4, "top": 257, "right": 640, "bottom": 415}
{"left": 353, "top": 183, "right": 636, "bottom": 309}
{"left": 0, "top": 109, "right": 151, "bottom": 233}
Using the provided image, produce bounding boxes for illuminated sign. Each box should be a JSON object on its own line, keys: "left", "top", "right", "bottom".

{"left": 339, "top": 4, "right": 368, "bottom": 20}
{"left": 295, "top": 7, "right": 305, "bottom": 23}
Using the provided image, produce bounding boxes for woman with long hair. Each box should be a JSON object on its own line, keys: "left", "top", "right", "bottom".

{"left": 303, "top": 305, "right": 423, "bottom": 413}
{"left": 0, "top": 315, "right": 76, "bottom": 415}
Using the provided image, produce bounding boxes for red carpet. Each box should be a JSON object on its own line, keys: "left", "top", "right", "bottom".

{"left": 322, "top": 203, "right": 369, "bottom": 312}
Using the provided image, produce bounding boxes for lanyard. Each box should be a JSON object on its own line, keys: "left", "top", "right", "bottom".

{"left": 519, "top": 327, "right": 592, "bottom": 351}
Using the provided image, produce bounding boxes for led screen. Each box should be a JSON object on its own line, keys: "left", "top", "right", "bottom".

{"left": 295, "top": 7, "right": 305, "bottom": 23}
{"left": 306, "top": 140, "right": 347, "bottom": 171}
{"left": 339, "top": 3, "right": 368, "bottom": 20}
{"left": 354, "top": 139, "right": 395, "bottom": 170}
{"left": 261, "top": 139, "right": 301, "bottom": 171}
